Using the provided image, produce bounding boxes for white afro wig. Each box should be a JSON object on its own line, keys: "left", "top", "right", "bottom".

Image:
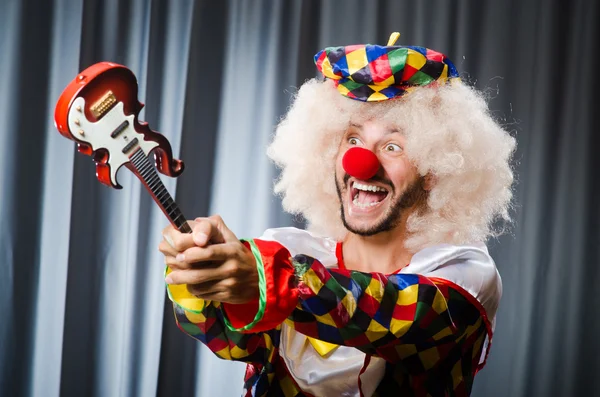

{"left": 267, "top": 79, "right": 516, "bottom": 252}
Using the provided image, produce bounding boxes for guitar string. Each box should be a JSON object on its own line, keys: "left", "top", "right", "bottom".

{"left": 129, "top": 149, "right": 191, "bottom": 233}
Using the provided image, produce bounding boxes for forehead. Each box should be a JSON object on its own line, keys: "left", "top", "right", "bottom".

{"left": 347, "top": 118, "right": 403, "bottom": 136}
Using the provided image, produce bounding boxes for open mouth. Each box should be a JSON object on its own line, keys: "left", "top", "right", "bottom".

{"left": 350, "top": 180, "right": 389, "bottom": 209}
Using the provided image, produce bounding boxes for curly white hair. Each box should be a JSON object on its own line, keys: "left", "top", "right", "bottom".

{"left": 267, "top": 79, "right": 516, "bottom": 252}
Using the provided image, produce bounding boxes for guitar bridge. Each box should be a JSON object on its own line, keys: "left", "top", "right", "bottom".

{"left": 90, "top": 91, "right": 117, "bottom": 118}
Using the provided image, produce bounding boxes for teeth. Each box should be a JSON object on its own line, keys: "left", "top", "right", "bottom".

{"left": 353, "top": 182, "right": 387, "bottom": 192}
{"left": 352, "top": 195, "right": 381, "bottom": 208}
{"left": 353, "top": 195, "right": 382, "bottom": 208}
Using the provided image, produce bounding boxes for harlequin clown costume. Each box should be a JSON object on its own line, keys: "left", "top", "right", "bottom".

{"left": 166, "top": 33, "right": 515, "bottom": 396}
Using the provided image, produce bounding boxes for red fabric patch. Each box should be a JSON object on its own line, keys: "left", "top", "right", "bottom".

{"left": 426, "top": 49, "right": 444, "bottom": 62}
{"left": 312, "top": 260, "right": 332, "bottom": 282}
{"left": 331, "top": 300, "right": 351, "bottom": 328}
{"left": 369, "top": 53, "right": 392, "bottom": 83}
{"left": 336, "top": 242, "right": 345, "bottom": 270}
{"left": 402, "top": 64, "right": 418, "bottom": 80}
{"left": 315, "top": 51, "right": 327, "bottom": 71}
{"left": 293, "top": 320, "right": 319, "bottom": 338}
{"left": 345, "top": 44, "right": 363, "bottom": 53}
{"left": 392, "top": 302, "right": 417, "bottom": 321}
{"left": 345, "top": 333, "right": 371, "bottom": 347}
{"left": 357, "top": 289, "right": 381, "bottom": 318}
{"left": 207, "top": 337, "right": 228, "bottom": 352}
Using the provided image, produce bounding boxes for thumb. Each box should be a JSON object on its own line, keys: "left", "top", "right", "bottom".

{"left": 211, "top": 214, "right": 238, "bottom": 243}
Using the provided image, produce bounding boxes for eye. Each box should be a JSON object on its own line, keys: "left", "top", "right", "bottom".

{"left": 348, "top": 137, "right": 362, "bottom": 146}
{"left": 384, "top": 143, "right": 402, "bottom": 152}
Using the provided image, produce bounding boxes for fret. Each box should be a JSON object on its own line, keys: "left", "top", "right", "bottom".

{"left": 129, "top": 149, "right": 190, "bottom": 234}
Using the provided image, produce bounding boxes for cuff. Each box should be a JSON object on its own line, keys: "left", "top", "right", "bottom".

{"left": 222, "top": 239, "right": 298, "bottom": 333}
{"left": 165, "top": 266, "right": 207, "bottom": 313}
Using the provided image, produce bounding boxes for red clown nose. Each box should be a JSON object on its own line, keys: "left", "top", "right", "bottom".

{"left": 342, "top": 147, "right": 380, "bottom": 180}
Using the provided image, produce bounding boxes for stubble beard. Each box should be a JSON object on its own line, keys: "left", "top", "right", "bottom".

{"left": 335, "top": 173, "right": 428, "bottom": 237}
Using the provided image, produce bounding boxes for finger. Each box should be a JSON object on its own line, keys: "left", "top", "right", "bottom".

{"left": 192, "top": 218, "right": 224, "bottom": 246}
{"left": 158, "top": 239, "right": 178, "bottom": 257}
{"left": 162, "top": 224, "right": 195, "bottom": 252}
{"left": 186, "top": 279, "right": 222, "bottom": 296}
{"left": 192, "top": 291, "right": 230, "bottom": 302}
{"left": 164, "top": 254, "right": 192, "bottom": 270}
{"left": 165, "top": 267, "right": 229, "bottom": 285}
{"left": 187, "top": 279, "right": 233, "bottom": 302}
{"left": 176, "top": 243, "right": 240, "bottom": 264}
{"left": 207, "top": 214, "right": 239, "bottom": 243}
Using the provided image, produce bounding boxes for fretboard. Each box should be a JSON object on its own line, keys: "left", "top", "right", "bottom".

{"left": 129, "top": 149, "right": 192, "bottom": 234}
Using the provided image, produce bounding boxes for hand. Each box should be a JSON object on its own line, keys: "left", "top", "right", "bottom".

{"left": 159, "top": 215, "right": 258, "bottom": 304}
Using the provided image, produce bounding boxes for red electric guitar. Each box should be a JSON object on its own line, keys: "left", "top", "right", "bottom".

{"left": 54, "top": 62, "right": 192, "bottom": 233}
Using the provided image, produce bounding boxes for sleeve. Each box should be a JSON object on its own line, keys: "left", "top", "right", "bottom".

{"left": 224, "top": 239, "right": 494, "bottom": 368}
{"left": 166, "top": 265, "right": 278, "bottom": 365}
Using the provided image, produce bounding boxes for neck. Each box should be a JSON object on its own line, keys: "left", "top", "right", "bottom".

{"left": 341, "top": 211, "right": 415, "bottom": 274}
{"left": 129, "top": 149, "right": 191, "bottom": 233}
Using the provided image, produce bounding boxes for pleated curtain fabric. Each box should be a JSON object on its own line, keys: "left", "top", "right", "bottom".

{"left": 0, "top": 1, "right": 598, "bottom": 396}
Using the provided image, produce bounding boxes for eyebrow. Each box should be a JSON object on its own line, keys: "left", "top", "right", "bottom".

{"left": 349, "top": 122, "right": 402, "bottom": 136}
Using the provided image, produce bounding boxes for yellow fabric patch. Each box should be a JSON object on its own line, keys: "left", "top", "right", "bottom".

{"left": 367, "top": 91, "right": 390, "bottom": 102}
{"left": 304, "top": 269, "right": 326, "bottom": 294}
{"left": 396, "top": 284, "right": 419, "bottom": 306}
{"left": 340, "top": 291, "right": 357, "bottom": 316}
{"left": 316, "top": 312, "right": 338, "bottom": 328}
{"left": 431, "top": 290, "right": 449, "bottom": 314}
{"left": 279, "top": 372, "right": 300, "bottom": 394}
{"left": 346, "top": 47, "right": 368, "bottom": 75}
{"left": 308, "top": 337, "right": 340, "bottom": 356}
{"left": 419, "top": 346, "right": 441, "bottom": 370}
{"left": 377, "top": 75, "right": 396, "bottom": 87}
{"left": 390, "top": 319, "right": 412, "bottom": 337}
{"left": 320, "top": 57, "right": 340, "bottom": 80}
{"left": 440, "top": 64, "right": 448, "bottom": 80}
{"left": 215, "top": 346, "right": 232, "bottom": 360}
{"left": 366, "top": 278, "right": 385, "bottom": 301}
{"left": 230, "top": 345, "right": 250, "bottom": 359}
{"left": 184, "top": 309, "right": 206, "bottom": 324}
{"left": 395, "top": 343, "right": 418, "bottom": 358}
{"left": 452, "top": 360, "right": 464, "bottom": 388}
{"left": 405, "top": 50, "right": 427, "bottom": 69}
{"left": 367, "top": 319, "right": 389, "bottom": 341}
{"left": 432, "top": 325, "right": 454, "bottom": 341}
{"left": 336, "top": 84, "right": 351, "bottom": 96}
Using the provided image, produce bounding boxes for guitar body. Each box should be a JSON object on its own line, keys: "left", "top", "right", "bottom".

{"left": 54, "top": 62, "right": 184, "bottom": 188}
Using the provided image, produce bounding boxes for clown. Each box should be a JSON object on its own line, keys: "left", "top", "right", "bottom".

{"left": 160, "top": 33, "right": 515, "bottom": 396}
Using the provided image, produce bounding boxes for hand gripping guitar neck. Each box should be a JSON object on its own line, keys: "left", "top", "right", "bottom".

{"left": 54, "top": 62, "right": 191, "bottom": 233}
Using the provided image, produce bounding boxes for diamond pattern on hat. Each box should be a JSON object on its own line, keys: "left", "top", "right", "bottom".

{"left": 315, "top": 41, "right": 460, "bottom": 102}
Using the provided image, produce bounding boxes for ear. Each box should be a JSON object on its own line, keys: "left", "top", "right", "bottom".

{"left": 423, "top": 173, "right": 437, "bottom": 191}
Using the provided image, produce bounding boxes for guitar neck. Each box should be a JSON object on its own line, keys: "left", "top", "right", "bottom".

{"left": 129, "top": 149, "right": 192, "bottom": 234}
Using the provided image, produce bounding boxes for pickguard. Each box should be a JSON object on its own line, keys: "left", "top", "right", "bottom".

{"left": 68, "top": 96, "right": 158, "bottom": 186}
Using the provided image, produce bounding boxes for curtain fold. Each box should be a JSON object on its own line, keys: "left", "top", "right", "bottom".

{"left": 0, "top": 1, "right": 598, "bottom": 396}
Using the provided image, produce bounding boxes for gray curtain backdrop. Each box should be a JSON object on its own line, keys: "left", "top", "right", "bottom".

{"left": 0, "top": 0, "right": 598, "bottom": 396}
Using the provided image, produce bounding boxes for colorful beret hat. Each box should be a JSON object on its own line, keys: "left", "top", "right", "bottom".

{"left": 314, "top": 32, "right": 459, "bottom": 102}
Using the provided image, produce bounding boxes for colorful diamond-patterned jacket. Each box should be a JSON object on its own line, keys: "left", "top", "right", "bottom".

{"left": 166, "top": 227, "right": 501, "bottom": 397}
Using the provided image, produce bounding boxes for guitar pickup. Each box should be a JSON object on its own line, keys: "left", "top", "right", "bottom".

{"left": 111, "top": 120, "right": 129, "bottom": 138}
{"left": 122, "top": 137, "right": 139, "bottom": 154}
{"left": 91, "top": 91, "right": 117, "bottom": 118}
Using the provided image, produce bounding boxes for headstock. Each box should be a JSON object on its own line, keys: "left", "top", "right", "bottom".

{"left": 54, "top": 62, "right": 184, "bottom": 188}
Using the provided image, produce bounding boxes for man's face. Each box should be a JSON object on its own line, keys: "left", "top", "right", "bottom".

{"left": 335, "top": 119, "right": 427, "bottom": 236}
